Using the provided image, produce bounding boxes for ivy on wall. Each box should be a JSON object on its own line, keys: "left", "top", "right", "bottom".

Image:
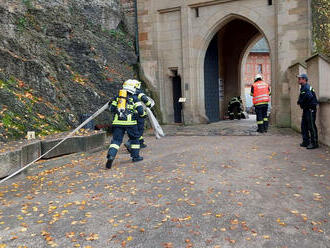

{"left": 311, "top": 0, "right": 330, "bottom": 57}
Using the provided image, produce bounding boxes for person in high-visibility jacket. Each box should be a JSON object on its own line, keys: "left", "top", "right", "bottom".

{"left": 124, "top": 79, "right": 155, "bottom": 151}
{"left": 105, "top": 80, "right": 146, "bottom": 169}
{"left": 250, "top": 74, "right": 271, "bottom": 133}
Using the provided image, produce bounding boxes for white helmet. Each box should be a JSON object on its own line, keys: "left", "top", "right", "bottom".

{"left": 255, "top": 74, "right": 263, "bottom": 81}
{"left": 123, "top": 79, "right": 136, "bottom": 94}
{"left": 132, "top": 79, "right": 141, "bottom": 89}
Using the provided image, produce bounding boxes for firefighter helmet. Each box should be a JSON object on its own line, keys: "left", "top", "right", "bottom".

{"left": 255, "top": 74, "right": 263, "bottom": 81}
{"left": 123, "top": 80, "right": 136, "bottom": 94}
{"left": 132, "top": 80, "right": 142, "bottom": 89}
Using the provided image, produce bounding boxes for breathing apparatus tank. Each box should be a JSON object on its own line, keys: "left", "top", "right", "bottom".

{"left": 118, "top": 89, "right": 127, "bottom": 118}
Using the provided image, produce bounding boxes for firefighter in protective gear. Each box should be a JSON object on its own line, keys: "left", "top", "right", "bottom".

{"left": 297, "top": 74, "right": 319, "bottom": 149}
{"left": 124, "top": 79, "right": 155, "bottom": 151}
{"left": 227, "top": 96, "right": 244, "bottom": 120}
{"left": 250, "top": 74, "right": 271, "bottom": 133}
{"left": 105, "top": 80, "right": 146, "bottom": 169}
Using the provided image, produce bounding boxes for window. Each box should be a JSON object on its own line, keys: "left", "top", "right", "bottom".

{"left": 195, "top": 8, "right": 199, "bottom": 18}
{"left": 257, "top": 64, "right": 263, "bottom": 74}
{"left": 268, "top": 0, "right": 272, "bottom": 5}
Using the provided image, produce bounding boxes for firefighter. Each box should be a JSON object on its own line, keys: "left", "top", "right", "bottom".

{"left": 124, "top": 79, "right": 154, "bottom": 151}
{"left": 250, "top": 74, "right": 271, "bottom": 133}
{"left": 227, "top": 96, "right": 244, "bottom": 120}
{"left": 105, "top": 80, "right": 146, "bottom": 169}
{"left": 297, "top": 74, "right": 319, "bottom": 149}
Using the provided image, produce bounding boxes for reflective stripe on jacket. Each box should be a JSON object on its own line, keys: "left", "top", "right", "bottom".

{"left": 138, "top": 92, "right": 152, "bottom": 108}
{"left": 110, "top": 95, "right": 144, "bottom": 126}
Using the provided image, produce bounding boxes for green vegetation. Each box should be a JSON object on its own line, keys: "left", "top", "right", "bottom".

{"left": 1, "top": 110, "right": 27, "bottom": 138}
{"left": 0, "top": 77, "right": 67, "bottom": 141}
{"left": 0, "top": 78, "right": 17, "bottom": 90}
{"left": 312, "top": 0, "right": 330, "bottom": 57}
{"left": 108, "top": 29, "right": 134, "bottom": 48}
{"left": 16, "top": 17, "right": 27, "bottom": 31}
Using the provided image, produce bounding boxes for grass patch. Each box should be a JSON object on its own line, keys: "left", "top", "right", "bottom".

{"left": 108, "top": 29, "right": 134, "bottom": 49}
{"left": 17, "top": 17, "right": 27, "bottom": 32}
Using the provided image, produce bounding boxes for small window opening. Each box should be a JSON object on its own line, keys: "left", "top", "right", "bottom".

{"left": 195, "top": 8, "right": 199, "bottom": 18}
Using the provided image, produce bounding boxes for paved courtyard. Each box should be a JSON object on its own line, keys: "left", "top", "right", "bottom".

{"left": 0, "top": 120, "right": 329, "bottom": 248}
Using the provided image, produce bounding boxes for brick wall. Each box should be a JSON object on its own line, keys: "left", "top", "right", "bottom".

{"left": 244, "top": 53, "right": 271, "bottom": 86}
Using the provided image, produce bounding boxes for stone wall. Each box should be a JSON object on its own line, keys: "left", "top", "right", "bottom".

{"left": 306, "top": 54, "right": 330, "bottom": 146}
{"left": 288, "top": 63, "right": 306, "bottom": 132}
{"left": 274, "top": 0, "right": 312, "bottom": 127}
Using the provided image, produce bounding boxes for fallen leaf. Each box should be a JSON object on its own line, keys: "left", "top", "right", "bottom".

{"left": 86, "top": 233, "right": 99, "bottom": 241}
{"left": 162, "top": 243, "right": 173, "bottom": 248}
{"left": 231, "top": 219, "right": 239, "bottom": 225}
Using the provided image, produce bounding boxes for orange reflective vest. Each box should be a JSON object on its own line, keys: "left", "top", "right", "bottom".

{"left": 252, "top": 81, "right": 270, "bottom": 105}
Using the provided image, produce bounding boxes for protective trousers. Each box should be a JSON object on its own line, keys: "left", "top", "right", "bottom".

{"left": 255, "top": 104, "right": 269, "bottom": 132}
{"left": 127, "top": 117, "right": 146, "bottom": 146}
{"left": 301, "top": 109, "right": 318, "bottom": 146}
{"left": 229, "top": 103, "right": 242, "bottom": 120}
{"left": 137, "top": 117, "right": 145, "bottom": 145}
{"left": 107, "top": 125, "right": 140, "bottom": 160}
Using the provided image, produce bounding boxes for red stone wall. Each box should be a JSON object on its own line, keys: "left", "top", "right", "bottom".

{"left": 244, "top": 52, "right": 271, "bottom": 86}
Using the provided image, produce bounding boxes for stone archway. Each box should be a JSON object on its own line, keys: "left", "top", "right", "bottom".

{"left": 193, "top": 12, "right": 276, "bottom": 124}
{"left": 200, "top": 15, "right": 273, "bottom": 121}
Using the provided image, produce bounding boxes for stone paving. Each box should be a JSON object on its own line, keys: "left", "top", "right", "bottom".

{"left": 161, "top": 116, "right": 291, "bottom": 137}
{"left": 0, "top": 119, "right": 329, "bottom": 248}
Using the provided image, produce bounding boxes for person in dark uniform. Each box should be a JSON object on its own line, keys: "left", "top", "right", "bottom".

{"left": 105, "top": 80, "right": 146, "bottom": 169}
{"left": 227, "top": 96, "right": 244, "bottom": 120}
{"left": 124, "top": 80, "right": 154, "bottom": 151}
{"left": 297, "top": 74, "right": 319, "bottom": 149}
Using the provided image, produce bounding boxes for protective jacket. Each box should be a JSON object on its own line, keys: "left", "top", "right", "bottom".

{"left": 297, "top": 83, "right": 318, "bottom": 110}
{"left": 110, "top": 94, "right": 145, "bottom": 126}
{"left": 136, "top": 89, "right": 153, "bottom": 108}
{"left": 251, "top": 81, "right": 271, "bottom": 106}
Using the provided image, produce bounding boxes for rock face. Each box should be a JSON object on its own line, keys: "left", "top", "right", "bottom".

{"left": 0, "top": 0, "right": 137, "bottom": 141}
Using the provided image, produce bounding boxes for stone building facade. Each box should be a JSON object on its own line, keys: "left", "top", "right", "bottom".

{"left": 136, "top": 0, "right": 313, "bottom": 126}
